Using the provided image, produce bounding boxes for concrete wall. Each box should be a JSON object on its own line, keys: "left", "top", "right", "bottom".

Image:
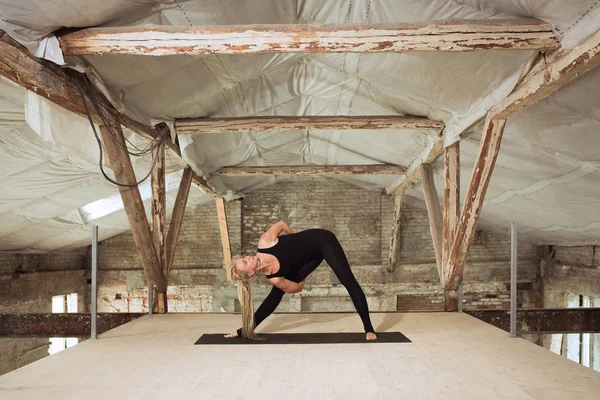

{"left": 0, "top": 251, "right": 88, "bottom": 375}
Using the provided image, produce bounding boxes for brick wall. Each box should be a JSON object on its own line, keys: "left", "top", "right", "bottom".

{"left": 0, "top": 250, "right": 88, "bottom": 375}
{"left": 98, "top": 200, "right": 241, "bottom": 270}
{"left": 242, "top": 176, "right": 382, "bottom": 265}
{"left": 95, "top": 176, "right": 541, "bottom": 315}
{"left": 542, "top": 245, "right": 600, "bottom": 308}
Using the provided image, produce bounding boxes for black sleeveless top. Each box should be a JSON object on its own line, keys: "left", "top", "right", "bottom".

{"left": 257, "top": 229, "right": 324, "bottom": 278}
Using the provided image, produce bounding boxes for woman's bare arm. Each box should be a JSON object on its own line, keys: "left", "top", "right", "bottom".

{"left": 269, "top": 277, "right": 305, "bottom": 294}
{"left": 259, "top": 221, "right": 293, "bottom": 246}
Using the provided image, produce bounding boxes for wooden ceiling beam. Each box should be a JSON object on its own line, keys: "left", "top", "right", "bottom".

{"left": 212, "top": 164, "right": 406, "bottom": 176}
{"left": 176, "top": 116, "right": 444, "bottom": 134}
{"left": 57, "top": 19, "right": 558, "bottom": 56}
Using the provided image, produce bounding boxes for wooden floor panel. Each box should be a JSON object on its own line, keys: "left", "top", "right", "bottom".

{"left": 1, "top": 312, "right": 599, "bottom": 399}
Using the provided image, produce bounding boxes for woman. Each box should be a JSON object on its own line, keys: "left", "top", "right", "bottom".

{"left": 225, "top": 220, "right": 377, "bottom": 341}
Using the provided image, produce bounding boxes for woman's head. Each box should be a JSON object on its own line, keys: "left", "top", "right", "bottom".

{"left": 227, "top": 256, "right": 256, "bottom": 339}
{"left": 232, "top": 255, "right": 260, "bottom": 278}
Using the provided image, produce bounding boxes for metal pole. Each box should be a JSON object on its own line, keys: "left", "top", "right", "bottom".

{"left": 91, "top": 225, "right": 98, "bottom": 340}
{"left": 510, "top": 222, "right": 517, "bottom": 338}
{"left": 458, "top": 279, "right": 464, "bottom": 313}
{"left": 148, "top": 286, "right": 153, "bottom": 314}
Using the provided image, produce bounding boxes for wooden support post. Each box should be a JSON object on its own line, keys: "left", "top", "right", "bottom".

{"left": 99, "top": 124, "right": 166, "bottom": 292}
{"left": 443, "top": 142, "right": 460, "bottom": 311}
{"left": 215, "top": 198, "right": 233, "bottom": 268}
{"left": 151, "top": 143, "right": 167, "bottom": 313}
{"left": 57, "top": 19, "right": 559, "bottom": 56}
{"left": 444, "top": 117, "right": 506, "bottom": 291}
{"left": 387, "top": 194, "right": 403, "bottom": 272}
{"left": 421, "top": 164, "right": 443, "bottom": 282}
{"left": 443, "top": 28, "right": 600, "bottom": 294}
{"left": 165, "top": 168, "right": 193, "bottom": 277}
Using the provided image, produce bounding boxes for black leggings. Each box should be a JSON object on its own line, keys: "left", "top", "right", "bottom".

{"left": 237, "top": 232, "right": 375, "bottom": 335}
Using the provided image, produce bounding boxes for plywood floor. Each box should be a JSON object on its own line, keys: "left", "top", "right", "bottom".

{"left": 1, "top": 312, "right": 599, "bottom": 399}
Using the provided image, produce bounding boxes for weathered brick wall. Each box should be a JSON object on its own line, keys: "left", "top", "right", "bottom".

{"left": 0, "top": 250, "right": 88, "bottom": 375}
{"left": 242, "top": 177, "right": 382, "bottom": 265}
{"left": 542, "top": 245, "right": 600, "bottom": 308}
{"left": 95, "top": 176, "right": 541, "bottom": 315}
{"left": 381, "top": 194, "right": 537, "bottom": 267}
{"left": 98, "top": 200, "right": 241, "bottom": 270}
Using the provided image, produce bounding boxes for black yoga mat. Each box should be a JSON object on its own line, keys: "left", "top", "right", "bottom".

{"left": 195, "top": 331, "right": 411, "bottom": 345}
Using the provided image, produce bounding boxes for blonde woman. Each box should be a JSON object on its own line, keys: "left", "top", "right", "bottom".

{"left": 225, "top": 221, "right": 377, "bottom": 341}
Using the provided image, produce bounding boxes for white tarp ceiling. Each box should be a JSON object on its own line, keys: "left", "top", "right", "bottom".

{"left": 0, "top": 0, "right": 599, "bottom": 250}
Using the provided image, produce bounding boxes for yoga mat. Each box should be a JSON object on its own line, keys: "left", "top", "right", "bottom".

{"left": 195, "top": 331, "right": 411, "bottom": 345}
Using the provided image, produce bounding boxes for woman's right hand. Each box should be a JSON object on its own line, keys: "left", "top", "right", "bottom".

{"left": 224, "top": 330, "right": 239, "bottom": 338}
{"left": 298, "top": 281, "right": 305, "bottom": 291}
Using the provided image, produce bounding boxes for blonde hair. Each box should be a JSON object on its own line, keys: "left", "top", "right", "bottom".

{"left": 227, "top": 258, "right": 256, "bottom": 339}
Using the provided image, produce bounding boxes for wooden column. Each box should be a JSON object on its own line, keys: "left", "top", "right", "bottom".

{"left": 99, "top": 124, "right": 166, "bottom": 292}
{"left": 387, "top": 194, "right": 403, "bottom": 272}
{"left": 165, "top": 168, "right": 193, "bottom": 277}
{"left": 151, "top": 142, "right": 167, "bottom": 313}
{"left": 215, "top": 198, "right": 233, "bottom": 268}
{"left": 421, "top": 164, "right": 443, "bottom": 282}
{"left": 443, "top": 142, "right": 460, "bottom": 310}
{"left": 444, "top": 117, "right": 507, "bottom": 291}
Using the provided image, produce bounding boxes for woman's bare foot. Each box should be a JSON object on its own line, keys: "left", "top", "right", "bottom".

{"left": 224, "top": 330, "right": 239, "bottom": 338}
{"left": 366, "top": 332, "right": 377, "bottom": 341}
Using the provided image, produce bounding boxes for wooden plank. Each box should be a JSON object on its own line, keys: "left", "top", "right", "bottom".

{"left": 213, "top": 164, "right": 405, "bottom": 176}
{"left": 0, "top": 30, "right": 217, "bottom": 196}
{"left": 443, "top": 143, "right": 460, "bottom": 311}
{"left": 57, "top": 19, "right": 559, "bottom": 56}
{"left": 491, "top": 28, "right": 600, "bottom": 120}
{"left": 176, "top": 115, "right": 444, "bottom": 134}
{"left": 466, "top": 308, "right": 600, "bottom": 334}
{"left": 151, "top": 143, "right": 168, "bottom": 313}
{"left": 99, "top": 124, "right": 166, "bottom": 292}
{"left": 215, "top": 198, "right": 233, "bottom": 268}
{"left": 444, "top": 117, "right": 506, "bottom": 290}
{"left": 421, "top": 164, "right": 444, "bottom": 282}
{"left": 151, "top": 143, "right": 167, "bottom": 275}
{"left": 387, "top": 194, "right": 403, "bottom": 272}
{"left": 443, "top": 143, "right": 460, "bottom": 269}
{"left": 166, "top": 168, "right": 193, "bottom": 277}
{"left": 0, "top": 313, "right": 145, "bottom": 337}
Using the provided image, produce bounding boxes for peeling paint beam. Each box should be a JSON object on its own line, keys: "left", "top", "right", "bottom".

{"left": 151, "top": 143, "right": 168, "bottom": 313}
{"left": 215, "top": 198, "right": 233, "bottom": 268}
{"left": 444, "top": 117, "right": 506, "bottom": 291}
{"left": 57, "top": 19, "right": 559, "bottom": 56}
{"left": 176, "top": 116, "right": 444, "bottom": 134}
{"left": 387, "top": 194, "right": 403, "bottom": 272}
{"left": 421, "top": 164, "right": 443, "bottom": 282}
{"left": 100, "top": 123, "right": 167, "bottom": 293}
{"left": 213, "top": 164, "right": 406, "bottom": 176}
